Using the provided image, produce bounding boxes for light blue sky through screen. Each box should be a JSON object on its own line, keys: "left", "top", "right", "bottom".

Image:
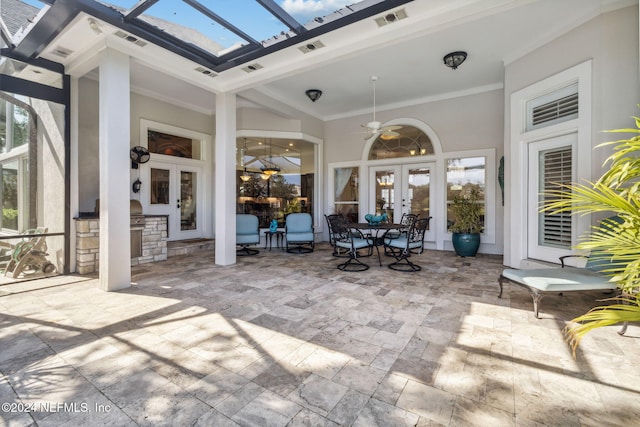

{"left": 21, "top": 0, "right": 356, "bottom": 46}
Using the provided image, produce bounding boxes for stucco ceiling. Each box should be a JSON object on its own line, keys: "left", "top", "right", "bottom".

{"left": 30, "top": 0, "right": 635, "bottom": 121}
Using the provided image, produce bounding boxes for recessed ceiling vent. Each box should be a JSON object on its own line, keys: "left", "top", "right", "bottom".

{"left": 194, "top": 66, "right": 217, "bottom": 77}
{"left": 51, "top": 46, "right": 73, "bottom": 58}
{"left": 298, "top": 40, "right": 325, "bottom": 54}
{"left": 375, "top": 9, "right": 408, "bottom": 27}
{"left": 113, "top": 30, "right": 147, "bottom": 47}
{"left": 242, "top": 63, "right": 263, "bottom": 73}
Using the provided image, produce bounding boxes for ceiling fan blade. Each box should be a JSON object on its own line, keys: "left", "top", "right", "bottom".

{"left": 364, "top": 130, "right": 381, "bottom": 140}
{"left": 380, "top": 130, "right": 400, "bottom": 140}
{"left": 381, "top": 125, "right": 402, "bottom": 132}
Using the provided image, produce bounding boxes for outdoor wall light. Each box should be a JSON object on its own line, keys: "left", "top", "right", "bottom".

{"left": 305, "top": 89, "right": 323, "bottom": 102}
{"left": 443, "top": 51, "right": 467, "bottom": 70}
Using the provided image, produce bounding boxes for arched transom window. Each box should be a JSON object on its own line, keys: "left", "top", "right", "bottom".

{"left": 368, "top": 125, "right": 433, "bottom": 160}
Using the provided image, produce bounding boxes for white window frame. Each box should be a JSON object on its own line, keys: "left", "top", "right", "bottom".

{"left": 443, "top": 149, "right": 496, "bottom": 247}
{"left": 139, "top": 119, "right": 211, "bottom": 238}
{"left": 238, "top": 129, "right": 323, "bottom": 233}
{"left": 508, "top": 60, "right": 592, "bottom": 268}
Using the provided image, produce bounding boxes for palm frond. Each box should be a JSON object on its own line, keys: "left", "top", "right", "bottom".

{"left": 540, "top": 117, "right": 640, "bottom": 353}
{"left": 565, "top": 299, "right": 640, "bottom": 356}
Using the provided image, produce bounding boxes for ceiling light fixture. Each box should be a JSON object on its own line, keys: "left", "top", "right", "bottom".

{"left": 305, "top": 89, "right": 322, "bottom": 102}
{"left": 87, "top": 18, "right": 102, "bottom": 34}
{"left": 239, "top": 139, "right": 251, "bottom": 181}
{"left": 260, "top": 139, "right": 280, "bottom": 176}
{"left": 443, "top": 51, "right": 467, "bottom": 70}
{"left": 240, "top": 169, "right": 251, "bottom": 182}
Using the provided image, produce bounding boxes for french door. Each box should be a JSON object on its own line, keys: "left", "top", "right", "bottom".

{"left": 527, "top": 134, "right": 576, "bottom": 262}
{"left": 144, "top": 160, "right": 203, "bottom": 241}
{"left": 369, "top": 162, "right": 435, "bottom": 240}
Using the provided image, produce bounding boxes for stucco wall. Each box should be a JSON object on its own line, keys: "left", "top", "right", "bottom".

{"left": 35, "top": 98, "right": 66, "bottom": 271}
{"left": 505, "top": 5, "right": 639, "bottom": 172}
{"left": 77, "top": 78, "right": 214, "bottom": 212}
{"left": 503, "top": 5, "right": 639, "bottom": 264}
{"left": 324, "top": 89, "right": 505, "bottom": 254}
{"left": 325, "top": 89, "right": 504, "bottom": 163}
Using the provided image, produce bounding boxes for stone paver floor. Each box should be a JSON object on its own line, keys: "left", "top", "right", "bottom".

{"left": 1, "top": 243, "right": 639, "bottom": 426}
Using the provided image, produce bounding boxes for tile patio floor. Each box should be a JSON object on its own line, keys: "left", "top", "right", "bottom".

{"left": 0, "top": 243, "right": 639, "bottom": 426}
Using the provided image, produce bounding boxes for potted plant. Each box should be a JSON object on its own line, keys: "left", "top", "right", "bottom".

{"left": 449, "top": 187, "right": 483, "bottom": 257}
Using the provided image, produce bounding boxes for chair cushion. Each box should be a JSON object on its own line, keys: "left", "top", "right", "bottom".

{"left": 384, "top": 237, "right": 406, "bottom": 248}
{"left": 502, "top": 267, "right": 617, "bottom": 292}
{"left": 236, "top": 214, "right": 259, "bottom": 245}
{"left": 336, "top": 238, "right": 372, "bottom": 250}
{"left": 237, "top": 234, "right": 259, "bottom": 245}
{"left": 286, "top": 232, "right": 314, "bottom": 243}
{"left": 286, "top": 213, "right": 313, "bottom": 232}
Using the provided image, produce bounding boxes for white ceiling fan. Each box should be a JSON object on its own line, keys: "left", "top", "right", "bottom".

{"left": 361, "top": 75, "right": 401, "bottom": 140}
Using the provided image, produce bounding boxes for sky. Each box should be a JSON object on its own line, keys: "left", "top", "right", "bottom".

{"left": 23, "top": 0, "right": 356, "bottom": 48}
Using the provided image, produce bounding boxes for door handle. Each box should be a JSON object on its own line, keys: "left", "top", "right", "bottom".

{"left": 177, "top": 199, "right": 181, "bottom": 209}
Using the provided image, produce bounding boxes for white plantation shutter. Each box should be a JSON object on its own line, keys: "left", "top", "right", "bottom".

{"left": 526, "top": 83, "right": 578, "bottom": 131}
{"left": 532, "top": 93, "right": 579, "bottom": 127}
{"left": 539, "top": 147, "right": 572, "bottom": 248}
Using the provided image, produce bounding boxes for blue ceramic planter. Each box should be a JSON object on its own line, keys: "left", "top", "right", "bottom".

{"left": 452, "top": 232, "right": 480, "bottom": 257}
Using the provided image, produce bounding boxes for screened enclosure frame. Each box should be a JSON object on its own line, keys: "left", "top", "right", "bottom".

{"left": 0, "top": 51, "right": 71, "bottom": 275}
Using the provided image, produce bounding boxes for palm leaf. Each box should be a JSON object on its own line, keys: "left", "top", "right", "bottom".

{"left": 540, "top": 117, "right": 640, "bottom": 353}
{"left": 565, "top": 298, "right": 640, "bottom": 356}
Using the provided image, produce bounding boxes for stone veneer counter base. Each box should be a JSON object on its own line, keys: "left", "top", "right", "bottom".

{"left": 75, "top": 215, "right": 167, "bottom": 274}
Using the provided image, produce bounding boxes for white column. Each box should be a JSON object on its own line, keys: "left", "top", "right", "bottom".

{"left": 69, "top": 76, "right": 79, "bottom": 273}
{"left": 98, "top": 49, "right": 131, "bottom": 290}
{"left": 215, "top": 92, "right": 237, "bottom": 265}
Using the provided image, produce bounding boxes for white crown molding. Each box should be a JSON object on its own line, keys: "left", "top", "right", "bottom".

{"left": 324, "top": 82, "right": 504, "bottom": 122}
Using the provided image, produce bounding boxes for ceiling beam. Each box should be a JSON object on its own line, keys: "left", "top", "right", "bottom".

{"left": 124, "top": 0, "right": 160, "bottom": 21}
{"left": 213, "top": 0, "right": 414, "bottom": 73}
{"left": 254, "top": 0, "right": 305, "bottom": 34}
{"left": 182, "top": 0, "right": 260, "bottom": 47}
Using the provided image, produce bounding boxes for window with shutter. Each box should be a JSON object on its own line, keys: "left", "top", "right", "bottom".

{"left": 526, "top": 83, "right": 578, "bottom": 131}
{"left": 538, "top": 146, "right": 572, "bottom": 248}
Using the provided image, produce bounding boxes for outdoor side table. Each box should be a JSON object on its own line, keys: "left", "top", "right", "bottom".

{"left": 264, "top": 229, "right": 285, "bottom": 251}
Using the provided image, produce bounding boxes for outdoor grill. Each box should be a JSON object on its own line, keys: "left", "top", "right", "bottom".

{"left": 94, "top": 199, "right": 146, "bottom": 258}
{"left": 130, "top": 200, "right": 145, "bottom": 258}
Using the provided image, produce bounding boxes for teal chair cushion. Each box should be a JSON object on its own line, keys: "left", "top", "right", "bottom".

{"left": 285, "top": 213, "right": 314, "bottom": 243}
{"left": 236, "top": 214, "right": 259, "bottom": 245}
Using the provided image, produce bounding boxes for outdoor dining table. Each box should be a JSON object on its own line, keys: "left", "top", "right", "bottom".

{"left": 350, "top": 222, "right": 405, "bottom": 266}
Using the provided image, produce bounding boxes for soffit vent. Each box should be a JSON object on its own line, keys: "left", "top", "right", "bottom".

{"left": 113, "top": 30, "right": 148, "bottom": 47}
{"left": 194, "top": 66, "right": 217, "bottom": 77}
{"left": 242, "top": 63, "right": 263, "bottom": 73}
{"left": 298, "top": 40, "right": 325, "bottom": 54}
{"left": 532, "top": 93, "right": 579, "bottom": 127}
{"left": 51, "top": 46, "right": 73, "bottom": 58}
{"left": 375, "top": 8, "right": 408, "bottom": 27}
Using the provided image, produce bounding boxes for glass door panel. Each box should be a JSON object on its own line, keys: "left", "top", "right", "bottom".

{"left": 403, "top": 166, "right": 431, "bottom": 218}
{"left": 369, "top": 166, "right": 400, "bottom": 223}
{"left": 150, "top": 168, "right": 171, "bottom": 205}
{"left": 180, "top": 170, "right": 197, "bottom": 231}
{"left": 375, "top": 170, "right": 395, "bottom": 222}
{"left": 145, "top": 162, "right": 202, "bottom": 240}
{"left": 402, "top": 163, "right": 434, "bottom": 241}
